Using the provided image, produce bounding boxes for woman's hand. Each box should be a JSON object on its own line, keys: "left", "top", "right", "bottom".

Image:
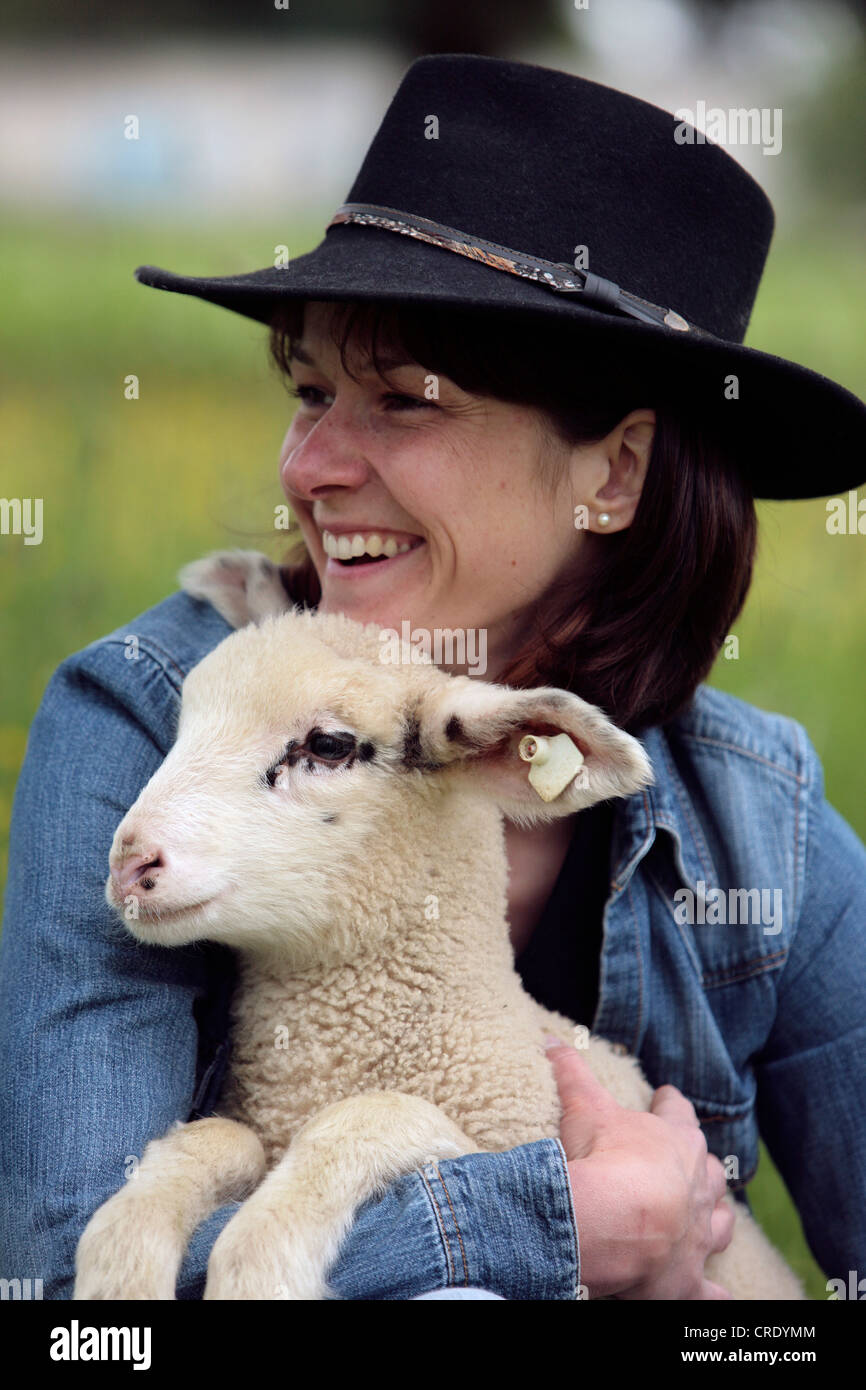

{"left": 545, "top": 1040, "right": 735, "bottom": 1300}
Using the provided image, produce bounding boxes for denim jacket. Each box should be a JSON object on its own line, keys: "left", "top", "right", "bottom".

{"left": 1, "top": 586, "right": 865, "bottom": 1299}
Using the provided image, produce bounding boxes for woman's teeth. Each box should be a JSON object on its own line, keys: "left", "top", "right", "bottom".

{"left": 322, "top": 530, "right": 418, "bottom": 562}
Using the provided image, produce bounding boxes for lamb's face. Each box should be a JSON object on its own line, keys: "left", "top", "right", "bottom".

{"left": 104, "top": 605, "right": 654, "bottom": 955}
{"left": 105, "top": 614, "right": 422, "bottom": 952}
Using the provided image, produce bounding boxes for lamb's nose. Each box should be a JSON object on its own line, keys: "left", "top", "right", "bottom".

{"left": 113, "top": 850, "right": 165, "bottom": 896}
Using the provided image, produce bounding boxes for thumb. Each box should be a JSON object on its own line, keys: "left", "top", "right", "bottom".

{"left": 545, "top": 1040, "right": 615, "bottom": 1160}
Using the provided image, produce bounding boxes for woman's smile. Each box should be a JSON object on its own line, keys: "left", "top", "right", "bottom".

{"left": 320, "top": 530, "right": 428, "bottom": 583}
{"left": 275, "top": 300, "right": 621, "bottom": 670}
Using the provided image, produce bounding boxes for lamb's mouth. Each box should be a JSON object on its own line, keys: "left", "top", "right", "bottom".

{"left": 119, "top": 895, "right": 218, "bottom": 926}
{"left": 321, "top": 530, "right": 426, "bottom": 567}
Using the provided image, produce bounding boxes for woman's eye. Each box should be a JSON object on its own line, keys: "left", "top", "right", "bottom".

{"left": 381, "top": 392, "right": 432, "bottom": 411}
{"left": 308, "top": 731, "right": 356, "bottom": 760}
{"left": 291, "top": 386, "right": 332, "bottom": 405}
{"left": 289, "top": 385, "right": 333, "bottom": 408}
{"left": 288, "top": 384, "right": 432, "bottom": 413}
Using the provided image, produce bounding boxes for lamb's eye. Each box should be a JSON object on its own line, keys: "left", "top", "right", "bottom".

{"left": 264, "top": 730, "right": 359, "bottom": 786}
{"left": 307, "top": 731, "right": 356, "bottom": 761}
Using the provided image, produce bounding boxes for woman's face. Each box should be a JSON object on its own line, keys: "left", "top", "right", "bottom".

{"left": 279, "top": 301, "right": 650, "bottom": 679}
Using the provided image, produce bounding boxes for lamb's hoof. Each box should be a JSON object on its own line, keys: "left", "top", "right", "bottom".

{"left": 204, "top": 1211, "right": 328, "bottom": 1301}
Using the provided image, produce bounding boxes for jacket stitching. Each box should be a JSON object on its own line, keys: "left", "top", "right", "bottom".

{"left": 610, "top": 790, "right": 654, "bottom": 893}
{"left": 645, "top": 859, "right": 789, "bottom": 988}
{"left": 646, "top": 863, "right": 705, "bottom": 980}
{"left": 101, "top": 637, "right": 187, "bottom": 692}
{"left": 652, "top": 739, "right": 716, "bottom": 883}
{"left": 791, "top": 721, "right": 807, "bottom": 925}
{"left": 419, "top": 1166, "right": 456, "bottom": 1283}
{"left": 701, "top": 950, "right": 788, "bottom": 988}
{"left": 626, "top": 877, "right": 645, "bottom": 1055}
{"left": 431, "top": 1164, "right": 469, "bottom": 1285}
{"left": 552, "top": 1138, "right": 581, "bottom": 1297}
{"left": 680, "top": 734, "right": 806, "bottom": 784}
{"left": 687, "top": 1094, "right": 754, "bottom": 1118}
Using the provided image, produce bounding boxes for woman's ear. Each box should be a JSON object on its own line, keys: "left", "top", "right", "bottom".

{"left": 410, "top": 675, "right": 653, "bottom": 826}
{"left": 585, "top": 408, "right": 655, "bottom": 532}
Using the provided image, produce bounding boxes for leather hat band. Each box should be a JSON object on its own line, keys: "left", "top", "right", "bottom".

{"left": 327, "top": 201, "right": 698, "bottom": 335}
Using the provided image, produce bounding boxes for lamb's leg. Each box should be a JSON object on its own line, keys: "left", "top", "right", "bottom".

{"left": 204, "top": 1091, "right": 476, "bottom": 1300}
{"left": 74, "top": 1117, "right": 266, "bottom": 1300}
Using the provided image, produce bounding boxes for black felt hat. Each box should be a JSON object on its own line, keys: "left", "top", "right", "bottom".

{"left": 136, "top": 53, "right": 866, "bottom": 501}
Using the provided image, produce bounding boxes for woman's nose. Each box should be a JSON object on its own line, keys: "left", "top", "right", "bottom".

{"left": 280, "top": 405, "right": 374, "bottom": 498}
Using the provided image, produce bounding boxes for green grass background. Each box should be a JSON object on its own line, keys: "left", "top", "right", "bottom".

{"left": 1, "top": 212, "right": 864, "bottom": 1299}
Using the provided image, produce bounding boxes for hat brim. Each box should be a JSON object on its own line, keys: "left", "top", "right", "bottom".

{"left": 135, "top": 223, "right": 866, "bottom": 502}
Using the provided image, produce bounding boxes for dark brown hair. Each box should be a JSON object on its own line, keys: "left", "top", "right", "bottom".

{"left": 269, "top": 299, "right": 757, "bottom": 734}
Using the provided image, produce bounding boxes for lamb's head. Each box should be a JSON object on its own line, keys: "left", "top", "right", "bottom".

{"left": 106, "top": 606, "right": 653, "bottom": 962}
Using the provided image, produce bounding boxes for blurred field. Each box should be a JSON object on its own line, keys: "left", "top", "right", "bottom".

{"left": 1, "top": 212, "right": 864, "bottom": 1298}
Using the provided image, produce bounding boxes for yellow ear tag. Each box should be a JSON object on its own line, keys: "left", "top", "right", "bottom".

{"left": 518, "top": 733, "right": 585, "bottom": 802}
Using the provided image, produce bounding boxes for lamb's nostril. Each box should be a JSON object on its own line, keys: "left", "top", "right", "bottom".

{"left": 115, "top": 851, "right": 165, "bottom": 896}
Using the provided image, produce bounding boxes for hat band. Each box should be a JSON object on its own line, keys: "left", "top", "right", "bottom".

{"left": 327, "top": 201, "right": 699, "bottom": 335}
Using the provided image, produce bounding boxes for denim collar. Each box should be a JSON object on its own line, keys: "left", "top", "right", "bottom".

{"left": 610, "top": 722, "right": 722, "bottom": 899}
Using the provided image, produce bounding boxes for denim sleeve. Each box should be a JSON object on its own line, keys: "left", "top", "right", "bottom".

{"left": 177, "top": 1138, "right": 580, "bottom": 1300}
{"left": 753, "top": 738, "right": 866, "bottom": 1277}
{"left": 0, "top": 645, "right": 224, "bottom": 1299}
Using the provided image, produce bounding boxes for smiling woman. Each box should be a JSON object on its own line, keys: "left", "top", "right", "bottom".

{"left": 2, "top": 52, "right": 866, "bottom": 1306}
{"left": 270, "top": 296, "right": 756, "bottom": 733}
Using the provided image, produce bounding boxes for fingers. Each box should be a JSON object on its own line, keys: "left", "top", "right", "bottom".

{"left": 652, "top": 1087, "right": 730, "bottom": 1209}
{"left": 544, "top": 1042, "right": 618, "bottom": 1113}
{"left": 545, "top": 1044, "right": 620, "bottom": 1160}
{"left": 710, "top": 1196, "right": 736, "bottom": 1254}
{"left": 706, "top": 1152, "right": 729, "bottom": 1202}
{"left": 548, "top": 1045, "right": 739, "bottom": 1296}
{"left": 698, "top": 1279, "right": 734, "bottom": 1300}
{"left": 650, "top": 1083, "right": 701, "bottom": 1128}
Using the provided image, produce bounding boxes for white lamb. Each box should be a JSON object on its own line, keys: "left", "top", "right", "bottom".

{"left": 74, "top": 550, "right": 805, "bottom": 1301}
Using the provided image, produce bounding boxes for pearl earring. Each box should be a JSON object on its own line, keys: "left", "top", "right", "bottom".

{"left": 597, "top": 512, "right": 611, "bottom": 527}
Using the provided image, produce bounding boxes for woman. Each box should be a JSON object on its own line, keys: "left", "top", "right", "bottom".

{"left": 2, "top": 54, "right": 865, "bottom": 1302}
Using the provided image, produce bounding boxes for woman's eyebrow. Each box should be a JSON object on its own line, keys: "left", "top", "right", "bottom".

{"left": 289, "top": 343, "right": 416, "bottom": 373}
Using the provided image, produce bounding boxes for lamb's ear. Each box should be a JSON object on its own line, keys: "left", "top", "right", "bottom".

{"left": 179, "top": 550, "right": 293, "bottom": 629}
{"left": 410, "top": 678, "right": 653, "bottom": 824}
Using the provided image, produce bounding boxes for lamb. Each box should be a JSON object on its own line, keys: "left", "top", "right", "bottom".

{"left": 74, "top": 550, "right": 806, "bottom": 1301}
